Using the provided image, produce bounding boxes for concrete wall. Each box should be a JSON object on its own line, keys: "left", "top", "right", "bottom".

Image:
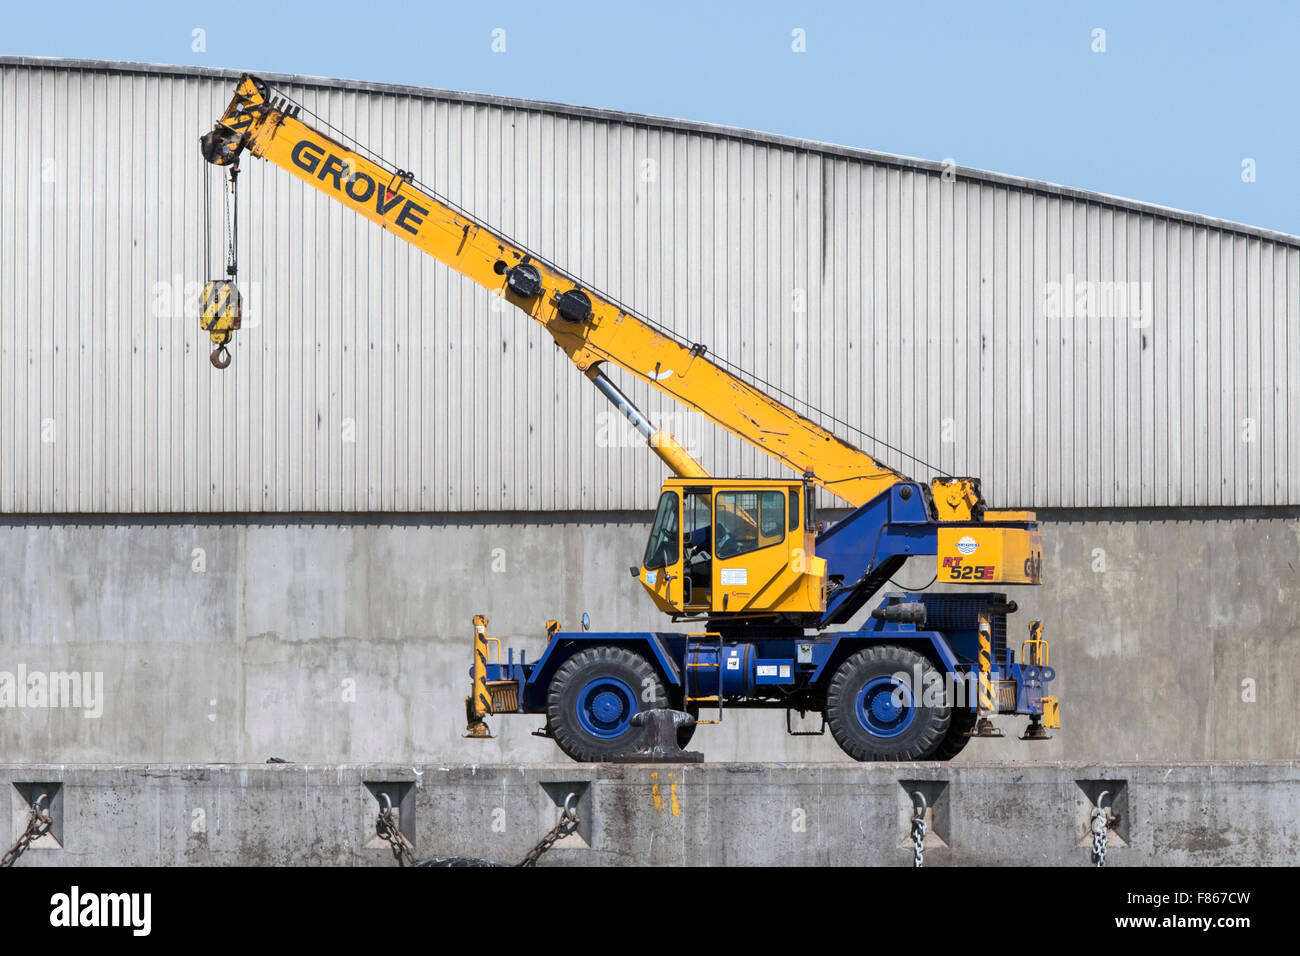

{"left": 2, "top": 511, "right": 1297, "bottom": 765}
{"left": 4, "top": 761, "right": 1297, "bottom": 866}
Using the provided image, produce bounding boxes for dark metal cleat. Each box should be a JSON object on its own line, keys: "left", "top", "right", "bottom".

{"left": 611, "top": 708, "right": 704, "bottom": 763}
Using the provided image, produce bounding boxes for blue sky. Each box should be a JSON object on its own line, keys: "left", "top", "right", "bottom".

{"left": 5, "top": 0, "right": 1297, "bottom": 234}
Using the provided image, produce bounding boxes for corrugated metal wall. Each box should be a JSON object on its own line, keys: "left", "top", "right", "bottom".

{"left": 2, "top": 58, "right": 1298, "bottom": 513}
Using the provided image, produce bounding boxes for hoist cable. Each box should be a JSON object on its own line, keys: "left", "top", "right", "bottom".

{"left": 203, "top": 161, "right": 210, "bottom": 278}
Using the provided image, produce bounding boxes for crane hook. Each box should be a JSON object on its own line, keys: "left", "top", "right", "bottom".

{"left": 210, "top": 345, "right": 232, "bottom": 369}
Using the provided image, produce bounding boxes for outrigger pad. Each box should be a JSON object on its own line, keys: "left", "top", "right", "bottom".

{"left": 611, "top": 709, "right": 704, "bottom": 764}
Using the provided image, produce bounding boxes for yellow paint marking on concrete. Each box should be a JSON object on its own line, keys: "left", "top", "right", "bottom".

{"left": 650, "top": 770, "right": 663, "bottom": 813}
{"left": 669, "top": 773, "right": 681, "bottom": 817}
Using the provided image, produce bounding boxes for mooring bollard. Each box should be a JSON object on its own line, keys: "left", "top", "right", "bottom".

{"left": 611, "top": 709, "right": 704, "bottom": 763}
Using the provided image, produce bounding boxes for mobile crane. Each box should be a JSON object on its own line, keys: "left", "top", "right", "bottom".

{"left": 199, "top": 74, "right": 1059, "bottom": 762}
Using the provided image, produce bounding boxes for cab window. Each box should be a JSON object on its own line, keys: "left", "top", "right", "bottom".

{"left": 643, "top": 491, "right": 680, "bottom": 570}
{"left": 715, "top": 490, "right": 785, "bottom": 559}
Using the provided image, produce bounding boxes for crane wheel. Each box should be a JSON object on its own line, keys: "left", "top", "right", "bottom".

{"left": 546, "top": 646, "right": 667, "bottom": 762}
{"left": 930, "top": 707, "right": 978, "bottom": 761}
{"left": 825, "top": 645, "right": 952, "bottom": 761}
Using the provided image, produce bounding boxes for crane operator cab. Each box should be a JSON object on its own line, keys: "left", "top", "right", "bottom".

{"left": 636, "top": 478, "right": 827, "bottom": 619}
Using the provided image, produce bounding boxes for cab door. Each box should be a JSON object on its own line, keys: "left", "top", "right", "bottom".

{"left": 639, "top": 490, "right": 686, "bottom": 614}
{"left": 681, "top": 490, "right": 713, "bottom": 611}
{"left": 711, "top": 488, "right": 789, "bottom": 614}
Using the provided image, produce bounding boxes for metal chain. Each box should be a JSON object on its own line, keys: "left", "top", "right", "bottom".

{"left": 1091, "top": 791, "right": 1111, "bottom": 867}
{"left": 1, "top": 795, "right": 52, "bottom": 868}
{"left": 222, "top": 172, "right": 232, "bottom": 277}
{"left": 518, "top": 793, "right": 580, "bottom": 868}
{"left": 376, "top": 791, "right": 579, "bottom": 868}
{"left": 375, "top": 793, "right": 417, "bottom": 867}
{"left": 227, "top": 168, "right": 239, "bottom": 279}
{"left": 912, "top": 816, "right": 927, "bottom": 868}
{"left": 910, "top": 791, "right": 927, "bottom": 868}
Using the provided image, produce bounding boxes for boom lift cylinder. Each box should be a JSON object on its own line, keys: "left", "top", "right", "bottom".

{"left": 587, "top": 368, "right": 709, "bottom": 479}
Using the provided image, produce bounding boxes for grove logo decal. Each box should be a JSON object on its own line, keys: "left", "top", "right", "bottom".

{"left": 956, "top": 535, "right": 979, "bottom": 556}
{"left": 289, "top": 140, "right": 430, "bottom": 237}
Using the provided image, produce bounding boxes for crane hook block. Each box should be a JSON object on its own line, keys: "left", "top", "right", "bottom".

{"left": 200, "top": 280, "right": 242, "bottom": 370}
{"left": 554, "top": 288, "right": 593, "bottom": 323}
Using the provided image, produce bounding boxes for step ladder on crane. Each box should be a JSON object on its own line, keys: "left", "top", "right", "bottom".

{"left": 684, "top": 632, "right": 725, "bottom": 726}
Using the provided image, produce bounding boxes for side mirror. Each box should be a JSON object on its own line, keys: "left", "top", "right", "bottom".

{"left": 629, "top": 565, "right": 639, "bottom": 578}
{"left": 581, "top": 612, "right": 590, "bottom": 632}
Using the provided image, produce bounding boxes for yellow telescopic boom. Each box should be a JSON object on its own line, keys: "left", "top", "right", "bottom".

{"left": 200, "top": 75, "right": 908, "bottom": 507}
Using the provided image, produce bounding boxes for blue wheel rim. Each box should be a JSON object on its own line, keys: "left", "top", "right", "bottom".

{"left": 855, "top": 676, "right": 916, "bottom": 739}
{"left": 575, "top": 676, "right": 638, "bottom": 738}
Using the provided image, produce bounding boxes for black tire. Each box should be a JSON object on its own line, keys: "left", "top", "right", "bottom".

{"left": 547, "top": 646, "right": 667, "bottom": 761}
{"left": 930, "top": 707, "right": 977, "bottom": 761}
{"left": 825, "top": 645, "right": 952, "bottom": 761}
